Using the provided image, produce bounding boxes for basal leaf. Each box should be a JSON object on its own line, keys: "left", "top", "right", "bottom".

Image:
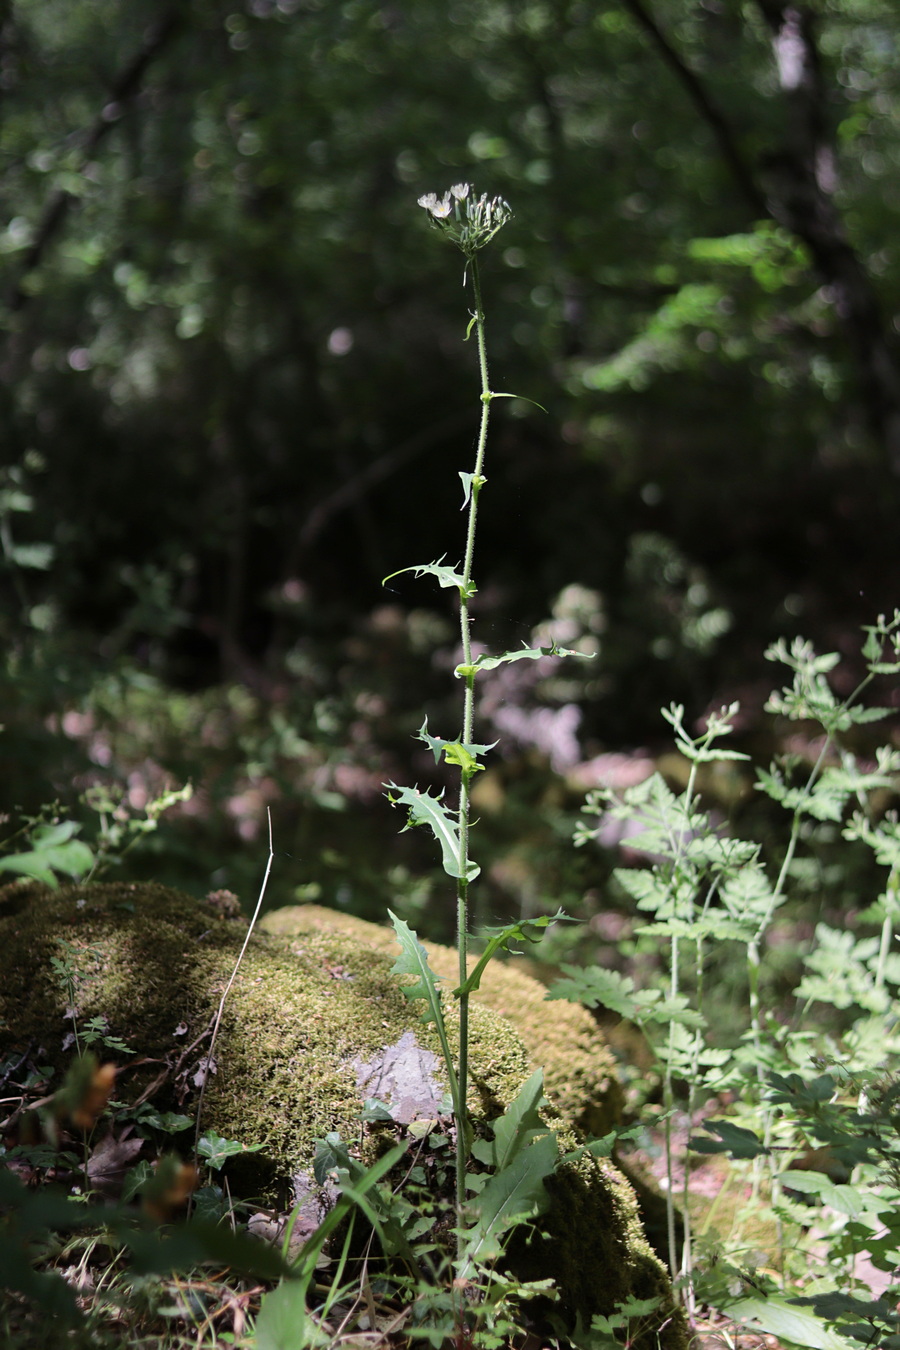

{"left": 470, "top": 1069, "right": 549, "bottom": 1174}
{"left": 458, "top": 1131, "right": 558, "bottom": 1275}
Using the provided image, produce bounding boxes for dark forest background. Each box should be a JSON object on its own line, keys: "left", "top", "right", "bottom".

{"left": 3, "top": 0, "right": 900, "bottom": 939}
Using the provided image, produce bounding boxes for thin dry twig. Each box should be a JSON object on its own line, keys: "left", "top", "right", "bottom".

{"left": 191, "top": 809, "right": 275, "bottom": 1169}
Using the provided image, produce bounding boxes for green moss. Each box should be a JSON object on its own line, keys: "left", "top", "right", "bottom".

{"left": 0, "top": 883, "right": 685, "bottom": 1345}
{"left": 261, "top": 903, "right": 624, "bottom": 1136}
{"left": 0, "top": 882, "right": 528, "bottom": 1174}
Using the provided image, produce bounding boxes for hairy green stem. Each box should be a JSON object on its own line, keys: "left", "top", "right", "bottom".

{"left": 454, "top": 255, "right": 492, "bottom": 1233}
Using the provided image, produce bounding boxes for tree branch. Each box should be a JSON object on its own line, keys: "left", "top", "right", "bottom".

{"left": 620, "top": 0, "right": 767, "bottom": 218}
{"left": 7, "top": 8, "right": 186, "bottom": 314}
{"left": 754, "top": 1, "right": 900, "bottom": 466}
{"left": 622, "top": 0, "right": 900, "bottom": 467}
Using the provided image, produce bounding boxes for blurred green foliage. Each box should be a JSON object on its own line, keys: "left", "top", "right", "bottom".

{"left": 2, "top": 0, "right": 900, "bottom": 916}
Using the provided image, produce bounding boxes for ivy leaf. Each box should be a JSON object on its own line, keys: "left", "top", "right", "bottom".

{"left": 197, "top": 1130, "right": 265, "bottom": 1170}
{"left": 382, "top": 556, "right": 476, "bottom": 600}
{"left": 384, "top": 782, "right": 479, "bottom": 882}
{"left": 455, "top": 910, "right": 572, "bottom": 997}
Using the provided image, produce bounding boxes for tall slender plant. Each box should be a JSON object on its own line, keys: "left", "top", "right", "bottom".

{"left": 383, "top": 183, "right": 579, "bottom": 1242}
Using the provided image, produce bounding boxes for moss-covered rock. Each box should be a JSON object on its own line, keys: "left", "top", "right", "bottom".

{"left": 261, "top": 903, "right": 625, "bottom": 1138}
{"left": 0, "top": 882, "right": 685, "bottom": 1344}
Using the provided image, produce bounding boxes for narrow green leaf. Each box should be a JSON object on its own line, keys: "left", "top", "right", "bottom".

{"left": 465, "top": 641, "right": 587, "bottom": 674}
{"left": 382, "top": 556, "right": 476, "bottom": 599}
{"left": 488, "top": 391, "right": 548, "bottom": 413}
{"left": 254, "top": 1281, "right": 330, "bottom": 1350}
{"left": 456, "top": 911, "right": 571, "bottom": 996}
{"left": 387, "top": 912, "right": 459, "bottom": 1109}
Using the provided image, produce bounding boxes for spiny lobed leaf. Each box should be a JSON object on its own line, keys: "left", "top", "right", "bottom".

{"left": 416, "top": 718, "right": 496, "bottom": 777}
{"left": 387, "top": 912, "right": 460, "bottom": 1111}
{"left": 461, "top": 641, "right": 586, "bottom": 674}
{"left": 382, "top": 556, "right": 476, "bottom": 600}
{"left": 386, "top": 911, "right": 447, "bottom": 1032}
{"left": 384, "top": 782, "right": 480, "bottom": 881}
{"left": 455, "top": 910, "right": 571, "bottom": 996}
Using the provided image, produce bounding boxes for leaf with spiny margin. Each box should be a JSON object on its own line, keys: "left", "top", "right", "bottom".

{"left": 386, "top": 911, "right": 446, "bottom": 1031}
{"left": 387, "top": 912, "right": 460, "bottom": 1111}
{"left": 384, "top": 782, "right": 479, "bottom": 881}
{"left": 455, "top": 910, "right": 573, "bottom": 997}
{"left": 416, "top": 719, "right": 496, "bottom": 777}
{"left": 382, "top": 556, "right": 476, "bottom": 600}
{"left": 465, "top": 641, "right": 586, "bottom": 673}
{"left": 458, "top": 1130, "right": 558, "bottom": 1274}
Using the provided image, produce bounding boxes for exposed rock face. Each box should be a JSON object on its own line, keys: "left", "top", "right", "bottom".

{"left": 0, "top": 882, "right": 684, "bottom": 1343}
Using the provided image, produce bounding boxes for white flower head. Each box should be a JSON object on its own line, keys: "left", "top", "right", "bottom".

{"left": 417, "top": 184, "right": 511, "bottom": 254}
